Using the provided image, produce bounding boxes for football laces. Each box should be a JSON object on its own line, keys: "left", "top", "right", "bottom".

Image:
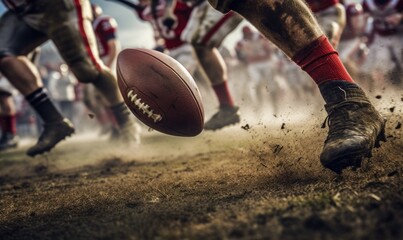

{"left": 127, "top": 90, "right": 163, "bottom": 123}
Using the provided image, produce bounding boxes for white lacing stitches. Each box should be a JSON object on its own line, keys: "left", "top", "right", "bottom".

{"left": 127, "top": 90, "right": 162, "bottom": 123}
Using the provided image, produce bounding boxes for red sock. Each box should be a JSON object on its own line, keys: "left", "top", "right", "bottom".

{"left": 292, "top": 35, "right": 354, "bottom": 85}
{"left": 212, "top": 81, "right": 234, "bottom": 108}
{"left": 97, "top": 109, "right": 111, "bottom": 125}
{"left": 0, "top": 115, "right": 17, "bottom": 135}
{"left": 106, "top": 109, "right": 117, "bottom": 126}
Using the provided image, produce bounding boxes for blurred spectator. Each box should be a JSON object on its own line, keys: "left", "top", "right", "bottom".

{"left": 235, "top": 26, "right": 281, "bottom": 111}
{"left": 361, "top": 0, "right": 403, "bottom": 86}
{"left": 48, "top": 64, "right": 77, "bottom": 125}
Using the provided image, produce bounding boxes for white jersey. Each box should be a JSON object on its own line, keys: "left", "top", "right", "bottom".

{"left": 362, "top": 0, "right": 403, "bottom": 35}
{"left": 181, "top": 0, "right": 243, "bottom": 48}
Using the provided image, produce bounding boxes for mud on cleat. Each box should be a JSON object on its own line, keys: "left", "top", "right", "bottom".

{"left": 0, "top": 133, "right": 19, "bottom": 151}
{"left": 319, "top": 81, "right": 386, "bottom": 174}
{"left": 26, "top": 118, "right": 75, "bottom": 157}
{"left": 204, "top": 105, "right": 240, "bottom": 131}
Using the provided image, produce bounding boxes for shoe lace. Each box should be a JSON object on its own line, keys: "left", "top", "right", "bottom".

{"left": 321, "top": 101, "right": 365, "bottom": 142}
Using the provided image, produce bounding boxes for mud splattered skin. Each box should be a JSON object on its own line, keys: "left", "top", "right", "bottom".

{"left": 210, "top": 0, "right": 323, "bottom": 56}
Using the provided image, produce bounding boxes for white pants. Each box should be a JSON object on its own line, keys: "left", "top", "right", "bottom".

{"left": 181, "top": 1, "right": 242, "bottom": 48}
{"left": 168, "top": 44, "right": 198, "bottom": 76}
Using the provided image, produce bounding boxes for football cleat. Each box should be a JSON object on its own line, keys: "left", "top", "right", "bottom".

{"left": 0, "top": 133, "right": 19, "bottom": 151}
{"left": 319, "top": 81, "right": 386, "bottom": 174}
{"left": 204, "top": 105, "right": 240, "bottom": 131}
{"left": 26, "top": 118, "right": 75, "bottom": 157}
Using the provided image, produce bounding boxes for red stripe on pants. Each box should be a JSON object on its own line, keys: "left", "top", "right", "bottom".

{"left": 73, "top": 0, "right": 102, "bottom": 70}
{"left": 201, "top": 11, "right": 235, "bottom": 45}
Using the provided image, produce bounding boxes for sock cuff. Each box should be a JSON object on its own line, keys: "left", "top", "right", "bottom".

{"left": 25, "top": 87, "right": 64, "bottom": 123}
{"left": 212, "top": 81, "right": 234, "bottom": 107}
{"left": 110, "top": 102, "right": 130, "bottom": 127}
{"left": 292, "top": 35, "right": 353, "bottom": 85}
{"left": 25, "top": 87, "right": 49, "bottom": 107}
{"left": 292, "top": 35, "right": 337, "bottom": 69}
{"left": 26, "top": 87, "right": 46, "bottom": 99}
{"left": 212, "top": 80, "right": 228, "bottom": 87}
{"left": 110, "top": 102, "right": 128, "bottom": 113}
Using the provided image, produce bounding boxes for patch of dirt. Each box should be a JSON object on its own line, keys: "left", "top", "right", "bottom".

{"left": 0, "top": 100, "right": 402, "bottom": 240}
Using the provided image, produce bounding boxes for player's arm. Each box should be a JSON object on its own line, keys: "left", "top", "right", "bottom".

{"left": 105, "top": 39, "right": 120, "bottom": 68}
{"left": 102, "top": 18, "right": 121, "bottom": 68}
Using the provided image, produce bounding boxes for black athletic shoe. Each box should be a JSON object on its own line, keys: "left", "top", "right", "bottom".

{"left": 0, "top": 133, "right": 19, "bottom": 151}
{"left": 319, "top": 81, "right": 386, "bottom": 174}
{"left": 204, "top": 106, "right": 240, "bottom": 131}
{"left": 26, "top": 119, "right": 75, "bottom": 157}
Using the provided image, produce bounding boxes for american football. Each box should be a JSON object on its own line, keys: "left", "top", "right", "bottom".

{"left": 117, "top": 48, "right": 204, "bottom": 137}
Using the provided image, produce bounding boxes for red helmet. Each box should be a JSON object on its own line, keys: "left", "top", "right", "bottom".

{"left": 91, "top": 4, "right": 103, "bottom": 18}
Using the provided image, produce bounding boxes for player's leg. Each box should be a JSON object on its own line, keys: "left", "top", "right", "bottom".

{"left": 210, "top": 0, "right": 322, "bottom": 55}
{"left": 44, "top": 0, "right": 140, "bottom": 143}
{"left": 263, "top": 61, "right": 281, "bottom": 114}
{"left": 169, "top": 44, "right": 199, "bottom": 76}
{"left": 0, "top": 11, "right": 75, "bottom": 156}
{"left": 82, "top": 84, "right": 113, "bottom": 136}
{"left": 194, "top": 45, "right": 240, "bottom": 130}
{"left": 0, "top": 13, "right": 46, "bottom": 95}
{"left": 209, "top": 0, "right": 385, "bottom": 173}
{"left": 190, "top": 6, "right": 242, "bottom": 130}
{"left": 0, "top": 91, "right": 18, "bottom": 150}
{"left": 246, "top": 65, "right": 258, "bottom": 105}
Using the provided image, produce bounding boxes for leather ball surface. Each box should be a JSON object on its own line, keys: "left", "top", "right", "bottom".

{"left": 117, "top": 48, "right": 204, "bottom": 137}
